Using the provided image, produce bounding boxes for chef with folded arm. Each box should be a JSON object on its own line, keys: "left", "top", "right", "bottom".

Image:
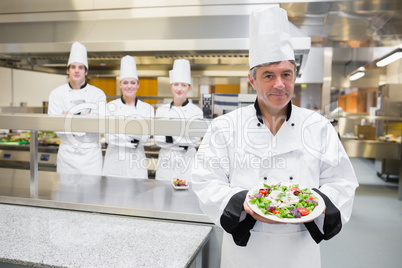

{"left": 154, "top": 59, "right": 203, "bottom": 181}
{"left": 102, "top": 55, "right": 154, "bottom": 178}
{"left": 192, "top": 6, "right": 359, "bottom": 268}
{"left": 48, "top": 42, "right": 106, "bottom": 176}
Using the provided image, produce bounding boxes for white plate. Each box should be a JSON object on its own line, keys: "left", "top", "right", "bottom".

{"left": 246, "top": 182, "right": 325, "bottom": 223}
{"left": 171, "top": 180, "right": 189, "bottom": 190}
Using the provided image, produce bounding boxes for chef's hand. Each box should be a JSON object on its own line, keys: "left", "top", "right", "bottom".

{"left": 243, "top": 199, "right": 286, "bottom": 225}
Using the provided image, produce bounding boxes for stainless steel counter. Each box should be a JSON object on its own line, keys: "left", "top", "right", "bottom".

{"left": 341, "top": 139, "right": 402, "bottom": 199}
{"left": 0, "top": 168, "right": 223, "bottom": 267}
{"left": 341, "top": 139, "right": 401, "bottom": 159}
{"left": 0, "top": 144, "right": 58, "bottom": 171}
{"left": 0, "top": 168, "right": 210, "bottom": 223}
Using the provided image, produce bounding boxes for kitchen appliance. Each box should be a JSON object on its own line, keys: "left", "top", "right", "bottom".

{"left": 201, "top": 94, "right": 213, "bottom": 119}
{"left": 375, "top": 84, "right": 402, "bottom": 181}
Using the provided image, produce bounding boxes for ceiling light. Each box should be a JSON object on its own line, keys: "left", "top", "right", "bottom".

{"left": 376, "top": 50, "right": 402, "bottom": 67}
{"left": 349, "top": 67, "right": 365, "bottom": 81}
{"left": 349, "top": 71, "right": 365, "bottom": 81}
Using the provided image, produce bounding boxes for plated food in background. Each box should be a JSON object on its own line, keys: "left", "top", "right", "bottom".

{"left": 247, "top": 182, "right": 325, "bottom": 223}
{"left": 378, "top": 134, "right": 401, "bottom": 143}
{"left": 0, "top": 131, "right": 60, "bottom": 146}
{"left": 0, "top": 133, "right": 30, "bottom": 145}
{"left": 172, "top": 178, "right": 189, "bottom": 190}
{"left": 37, "top": 131, "right": 60, "bottom": 145}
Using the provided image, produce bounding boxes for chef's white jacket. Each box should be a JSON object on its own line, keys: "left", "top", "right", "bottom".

{"left": 48, "top": 83, "right": 106, "bottom": 175}
{"left": 102, "top": 97, "right": 154, "bottom": 178}
{"left": 192, "top": 100, "right": 359, "bottom": 268}
{"left": 154, "top": 100, "right": 203, "bottom": 180}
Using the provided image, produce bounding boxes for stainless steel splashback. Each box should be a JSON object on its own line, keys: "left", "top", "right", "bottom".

{"left": 0, "top": 1, "right": 310, "bottom": 77}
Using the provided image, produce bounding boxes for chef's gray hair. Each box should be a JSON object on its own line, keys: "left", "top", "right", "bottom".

{"left": 249, "top": 60, "right": 296, "bottom": 81}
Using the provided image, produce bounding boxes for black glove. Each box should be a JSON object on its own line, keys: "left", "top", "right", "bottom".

{"left": 304, "top": 188, "right": 342, "bottom": 244}
{"left": 220, "top": 190, "right": 256, "bottom": 247}
{"left": 131, "top": 139, "right": 140, "bottom": 149}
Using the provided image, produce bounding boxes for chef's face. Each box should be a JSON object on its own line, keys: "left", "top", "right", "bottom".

{"left": 67, "top": 63, "right": 87, "bottom": 85}
{"left": 120, "top": 78, "right": 139, "bottom": 98}
{"left": 248, "top": 61, "right": 296, "bottom": 113}
{"left": 171, "top": 82, "right": 191, "bottom": 103}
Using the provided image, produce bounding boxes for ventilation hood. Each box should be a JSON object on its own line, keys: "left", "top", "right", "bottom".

{"left": 0, "top": 2, "right": 310, "bottom": 78}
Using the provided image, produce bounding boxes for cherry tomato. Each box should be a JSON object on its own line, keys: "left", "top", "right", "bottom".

{"left": 309, "top": 195, "right": 314, "bottom": 200}
{"left": 290, "top": 187, "right": 300, "bottom": 194}
{"left": 297, "top": 207, "right": 310, "bottom": 216}
{"left": 173, "top": 178, "right": 187, "bottom": 186}
{"left": 258, "top": 189, "right": 268, "bottom": 195}
{"left": 267, "top": 207, "right": 277, "bottom": 213}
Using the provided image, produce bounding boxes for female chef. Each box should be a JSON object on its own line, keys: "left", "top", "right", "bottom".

{"left": 191, "top": 7, "right": 359, "bottom": 268}
{"left": 48, "top": 42, "right": 106, "bottom": 175}
{"left": 102, "top": 56, "right": 154, "bottom": 178}
{"left": 154, "top": 59, "right": 203, "bottom": 181}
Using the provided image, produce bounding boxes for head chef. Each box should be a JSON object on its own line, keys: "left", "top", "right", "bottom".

{"left": 66, "top": 41, "right": 89, "bottom": 89}
{"left": 248, "top": 6, "right": 297, "bottom": 135}
{"left": 192, "top": 5, "right": 358, "bottom": 268}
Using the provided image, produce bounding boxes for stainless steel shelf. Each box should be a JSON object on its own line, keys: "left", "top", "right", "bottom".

{"left": 333, "top": 115, "right": 402, "bottom": 122}
{"left": 0, "top": 113, "right": 211, "bottom": 136}
{"left": 341, "top": 139, "right": 401, "bottom": 159}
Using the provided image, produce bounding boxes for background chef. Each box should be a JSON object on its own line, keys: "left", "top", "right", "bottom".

{"left": 154, "top": 59, "right": 203, "bottom": 181}
{"left": 48, "top": 41, "right": 106, "bottom": 176}
{"left": 102, "top": 55, "right": 154, "bottom": 178}
{"left": 192, "top": 6, "right": 359, "bottom": 268}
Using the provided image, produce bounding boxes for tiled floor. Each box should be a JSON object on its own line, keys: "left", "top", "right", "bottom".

{"left": 349, "top": 158, "right": 398, "bottom": 186}
{"left": 321, "top": 157, "right": 402, "bottom": 268}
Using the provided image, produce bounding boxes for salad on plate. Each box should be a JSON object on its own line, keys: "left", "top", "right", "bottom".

{"left": 172, "top": 178, "right": 189, "bottom": 189}
{"left": 247, "top": 182, "right": 324, "bottom": 223}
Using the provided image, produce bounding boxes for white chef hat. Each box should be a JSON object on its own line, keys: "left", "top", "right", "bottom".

{"left": 67, "top": 42, "right": 88, "bottom": 70}
{"left": 249, "top": 6, "right": 295, "bottom": 69}
{"left": 169, "top": 59, "right": 192, "bottom": 85}
{"left": 119, "top": 55, "right": 138, "bottom": 81}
